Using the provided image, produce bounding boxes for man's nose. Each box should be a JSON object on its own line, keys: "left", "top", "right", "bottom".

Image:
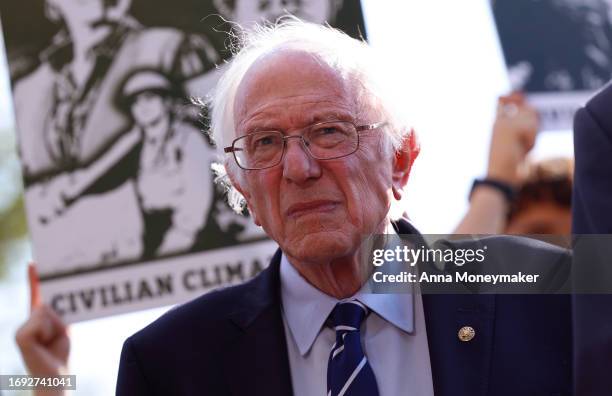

{"left": 282, "top": 137, "right": 321, "bottom": 183}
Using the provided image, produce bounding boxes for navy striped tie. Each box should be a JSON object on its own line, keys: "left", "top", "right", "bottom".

{"left": 327, "top": 300, "right": 380, "bottom": 396}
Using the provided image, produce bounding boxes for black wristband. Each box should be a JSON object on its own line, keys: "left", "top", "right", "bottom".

{"left": 469, "top": 178, "right": 516, "bottom": 204}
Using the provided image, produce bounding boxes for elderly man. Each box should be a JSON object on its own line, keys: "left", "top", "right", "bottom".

{"left": 116, "top": 20, "right": 571, "bottom": 395}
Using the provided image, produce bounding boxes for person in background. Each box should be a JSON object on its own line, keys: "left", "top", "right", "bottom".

{"left": 454, "top": 92, "right": 573, "bottom": 236}
{"left": 571, "top": 81, "right": 612, "bottom": 394}
{"left": 504, "top": 157, "right": 572, "bottom": 235}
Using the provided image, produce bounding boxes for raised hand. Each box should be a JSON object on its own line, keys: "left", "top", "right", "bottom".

{"left": 15, "top": 263, "right": 70, "bottom": 378}
{"left": 487, "top": 92, "right": 539, "bottom": 187}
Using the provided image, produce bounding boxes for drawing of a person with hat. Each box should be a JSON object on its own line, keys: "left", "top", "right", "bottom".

{"left": 118, "top": 69, "right": 215, "bottom": 257}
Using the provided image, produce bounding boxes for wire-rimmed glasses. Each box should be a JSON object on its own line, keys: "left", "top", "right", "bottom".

{"left": 224, "top": 120, "right": 387, "bottom": 170}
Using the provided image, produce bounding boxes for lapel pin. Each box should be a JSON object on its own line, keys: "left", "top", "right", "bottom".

{"left": 458, "top": 326, "right": 475, "bottom": 342}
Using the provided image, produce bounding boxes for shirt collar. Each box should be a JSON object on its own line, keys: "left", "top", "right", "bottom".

{"left": 280, "top": 224, "right": 415, "bottom": 357}
{"left": 359, "top": 222, "right": 414, "bottom": 335}
{"left": 280, "top": 254, "right": 337, "bottom": 356}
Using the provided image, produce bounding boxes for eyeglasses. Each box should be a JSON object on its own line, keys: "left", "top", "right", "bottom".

{"left": 224, "top": 120, "right": 387, "bottom": 170}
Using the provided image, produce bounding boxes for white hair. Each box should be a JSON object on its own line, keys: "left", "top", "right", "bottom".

{"left": 208, "top": 17, "right": 413, "bottom": 212}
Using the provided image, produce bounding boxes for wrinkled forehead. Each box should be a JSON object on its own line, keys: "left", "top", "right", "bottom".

{"left": 233, "top": 49, "right": 358, "bottom": 129}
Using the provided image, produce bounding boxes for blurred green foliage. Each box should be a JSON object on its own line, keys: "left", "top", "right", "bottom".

{"left": 0, "top": 194, "right": 26, "bottom": 239}
{"left": 0, "top": 194, "right": 28, "bottom": 275}
{"left": 0, "top": 127, "right": 29, "bottom": 279}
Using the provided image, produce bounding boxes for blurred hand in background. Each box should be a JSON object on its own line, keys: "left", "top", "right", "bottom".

{"left": 15, "top": 263, "right": 70, "bottom": 396}
{"left": 487, "top": 92, "right": 539, "bottom": 187}
{"left": 454, "top": 92, "right": 540, "bottom": 234}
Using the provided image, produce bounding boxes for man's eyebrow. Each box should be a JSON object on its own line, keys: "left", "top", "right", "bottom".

{"left": 244, "top": 123, "right": 282, "bottom": 133}
{"left": 308, "top": 112, "right": 355, "bottom": 123}
{"left": 241, "top": 110, "right": 356, "bottom": 134}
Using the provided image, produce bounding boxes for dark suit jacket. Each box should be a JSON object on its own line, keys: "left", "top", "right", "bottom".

{"left": 573, "top": 82, "right": 612, "bottom": 234}
{"left": 116, "top": 220, "right": 572, "bottom": 395}
{"left": 572, "top": 82, "right": 612, "bottom": 395}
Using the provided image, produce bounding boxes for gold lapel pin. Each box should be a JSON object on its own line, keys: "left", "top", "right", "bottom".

{"left": 458, "top": 326, "right": 475, "bottom": 342}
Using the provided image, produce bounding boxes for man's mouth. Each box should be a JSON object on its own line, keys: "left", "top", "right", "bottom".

{"left": 285, "top": 200, "right": 340, "bottom": 218}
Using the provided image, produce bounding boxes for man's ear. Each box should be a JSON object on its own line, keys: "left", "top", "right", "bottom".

{"left": 392, "top": 129, "right": 420, "bottom": 200}
{"left": 226, "top": 167, "right": 261, "bottom": 226}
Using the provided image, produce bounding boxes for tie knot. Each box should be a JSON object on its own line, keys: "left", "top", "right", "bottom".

{"left": 329, "top": 300, "right": 369, "bottom": 330}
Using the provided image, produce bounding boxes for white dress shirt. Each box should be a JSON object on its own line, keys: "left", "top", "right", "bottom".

{"left": 280, "top": 251, "right": 434, "bottom": 396}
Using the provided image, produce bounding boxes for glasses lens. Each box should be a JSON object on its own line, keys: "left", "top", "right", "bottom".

{"left": 305, "top": 121, "right": 358, "bottom": 159}
{"left": 234, "top": 131, "right": 284, "bottom": 169}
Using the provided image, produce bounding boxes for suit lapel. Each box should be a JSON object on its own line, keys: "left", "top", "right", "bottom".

{"left": 422, "top": 293, "right": 495, "bottom": 396}
{"left": 222, "top": 250, "right": 294, "bottom": 396}
{"left": 395, "top": 219, "right": 496, "bottom": 396}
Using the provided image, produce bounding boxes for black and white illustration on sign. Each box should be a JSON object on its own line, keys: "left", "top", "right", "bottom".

{"left": 492, "top": 0, "right": 612, "bottom": 130}
{"left": 0, "top": 0, "right": 366, "bottom": 322}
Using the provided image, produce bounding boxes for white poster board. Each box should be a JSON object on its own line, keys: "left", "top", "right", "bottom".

{"left": 0, "top": 0, "right": 366, "bottom": 322}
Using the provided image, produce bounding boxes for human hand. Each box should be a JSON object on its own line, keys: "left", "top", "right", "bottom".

{"left": 15, "top": 264, "right": 70, "bottom": 378}
{"left": 486, "top": 92, "right": 539, "bottom": 187}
